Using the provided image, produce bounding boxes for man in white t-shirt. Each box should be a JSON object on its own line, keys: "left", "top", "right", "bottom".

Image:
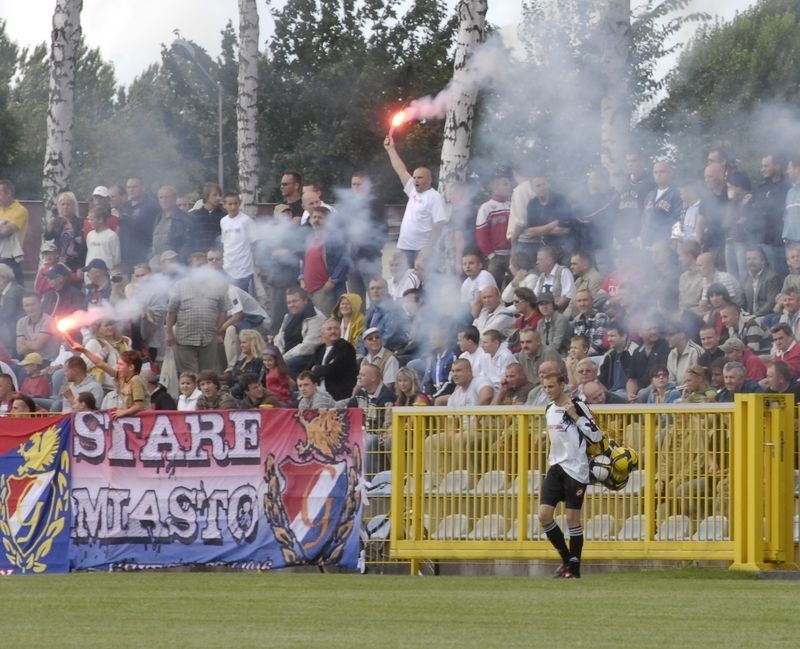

{"left": 384, "top": 135, "right": 447, "bottom": 267}
{"left": 220, "top": 191, "right": 256, "bottom": 293}
{"left": 460, "top": 249, "right": 497, "bottom": 314}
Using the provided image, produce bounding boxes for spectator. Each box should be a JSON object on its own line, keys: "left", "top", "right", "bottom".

{"left": 420, "top": 329, "right": 457, "bottom": 400}
{"left": 85, "top": 207, "right": 121, "bottom": 271}
{"left": 260, "top": 345, "right": 296, "bottom": 407}
{"left": 617, "top": 151, "right": 655, "bottom": 247}
{"left": 753, "top": 153, "right": 791, "bottom": 273}
{"left": 582, "top": 379, "right": 629, "bottom": 405}
{"left": 16, "top": 293, "right": 59, "bottom": 362}
{"left": 18, "top": 352, "right": 51, "bottom": 398}
{"left": 456, "top": 324, "right": 491, "bottom": 381}
{"left": 346, "top": 171, "right": 386, "bottom": 301}
{"left": 719, "top": 303, "right": 768, "bottom": 354}
{"left": 626, "top": 318, "right": 670, "bottom": 402}
{"left": 481, "top": 329, "right": 516, "bottom": 389}
{"left": 82, "top": 319, "right": 132, "bottom": 392}
{"left": 639, "top": 160, "right": 682, "bottom": 248}
{"left": 598, "top": 322, "right": 637, "bottom": 398}
{"left": 224, "top": 329, "right": 265, "bottom": 396}
{"left": 784, "top": 153, "right": 800, "bottom": 249}
{"left": 196, "top": 370, "right": 237, "bottom": 410}
{"left": 564, "top": 250, "right": 603, "bottom": 319}
{"left": 384, "top": 138, "right": 447, "bottom": 267}
{"left": 645, "top": 366, "right": 681, "bottom": 405}
{"left": 9, "top": 393, "right": 37, "bottom": 414}
{"left": 78, "top": 347, "right": 148, "bottom": 419}
{"left": 34, "top": 241, "right": 59, "bottom": 296}
{"left": 189, "top": 182, "right": 224, "bottom": 256}
{"left": 500, "top": 251, "right": 537, "bottom": 304}
{"left": 177, "top": 372, "right": 201, "bottom": 411}
{"left": 309, "top": 318, "right": 358, "bottom": 401}
{"left": 150, "top": 185, "right": 190, "bottom": 261}
{"left": 296, "top": 370, "right": 335, "bottom": 410}
{"left": 677, "top": 239, "right": 704, "bottom": 312}
{"left": 0, "top": 262, "right": 23, "bottom": 353}
{"left": 665, "top": 321, "right": 703, "bottom": 386}
{"left": 363, "top": 277, "right": 409, "bottom": 353}
{"left": 565, "top": 334, "right": 590, "bottom": 389}
{"left": 769, "top": 323, "right": 800, "bottom": 379}
{"left": 675, "top": 364, "right": 717, "bottom": 403}
{"left": 302, "top": 205, "right": 350, "bottom": 315}
{"left": 140, "top": 368, "right": 177, "bottom": 410}
{"left": 42, "top": 263, "right": 85, "bottom": 318}
{"left": 0, "top": 179, "right": 29, "bottom": 284}
{"left": 59, "top": 356, "right": 104, "bottom": 413}
{"left": 723, "top": 172, "right": 758, "bottom": 278}
{"left": 517, "top": 327, "right": 564, "bottom": 386}
{"left": 348, "top": 363, "right": 395, "bottom": 476}
{"left": 274, "top": 287, "right": 326, "bottom": 376}
{"left": 0, "top": 372, "right": 15, "bottom": 413}
{"left": 473, "top": 286, "right": 516, "bottom": 338}
{"left": 394, "top": 367, "right": 431, "bottom": 406}
{"left": 279, "top": 171, "right": 304, "bottom": 219}
{"left": 119, "top": 176, "right": 159, "bottom": 268}
{"left": 238, "top": 372, "right": 281, "bottom": 409}
{"left": 716, "top": 361, "right": 763, "bottom": 401}
{"left": 718, "top": 337, "right": 766, "bottom": 382}
{"left": 532, "top": 246, "right": 574, "bottom": 311}
{"left": 83, "top": 259, "right": 113, "bottom": 308}
{"left": 220, "top": 191, "right": 256, "bottom": 293}
{"left": 572, "top": 358, "right": 599, "bottom": 399}
{"left": 491, "top": 361, "right": 534, "bottom": 405}
{"left": 535, "top": 293, "right": 570, "bottom": 354}
{"left": 360, "top": 327, "right": 400, "bottom": 390}
{"left": 764, "top": 360, "right": 800, "bottom": 399}
{"left": 166, "top": 266, "right": 229, "bottom": 375}
{"left": 74, "top": 391, "right": 98, "bottom": 412}
{"left": 43, "top": 190, "right": 83, "bottom": 273}
{"left": 475, "top": 170, "right": 512, "bottom": 287}
{"left": 519, "top": 173, "right": 575, "bottom": 259}
{"left": 332, "top": 293, "right": 364, "bottom": 349}
{"left": 569, "top": 289, "right": 608, "bottom": 355}
{"left": 742, "top": 247, "right": 780, "bottom": 318}
{"left": 697, "top": 324, "right": 725, "bottom": 368}
{"left": 387, "top": 251, "right": 421, "bottom": 302}
{"left": 777, "top": 285, "right": 800, "bottom": 340}
{"left": 696, "top": 252, "right": 744, "bottom": 309}
{"left": 460, "top": 249, "right": 497, "bottom": 311}
{"left": 574, "top": 165, "right": 619, "bottom": 273}
{"left": 508, "top": 287, "right": 541, "bottom": 353}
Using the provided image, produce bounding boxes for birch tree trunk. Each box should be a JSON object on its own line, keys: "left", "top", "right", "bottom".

{"left": 237, "top": 0, "right": 259, "bottom": 215}
{"left": 598, "top": 0, "right": 631, "bottom": 191}
{"left": 42, "top": 0, "right": 82, "bottom": 213}
{"left": 438, "top": 0, "right": 487, "bottom": 194}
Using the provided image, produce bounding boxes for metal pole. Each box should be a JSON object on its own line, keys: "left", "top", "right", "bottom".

{"left": 217, "top": 83, "right": 224, "bottom": 191}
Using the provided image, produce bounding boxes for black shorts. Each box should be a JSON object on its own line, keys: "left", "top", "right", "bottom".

{"left": 541, "top": 464, "right": 587, "bottom": 510}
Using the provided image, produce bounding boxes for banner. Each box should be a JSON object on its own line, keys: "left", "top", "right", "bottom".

{"left": 0, "top": 415, "right": 72, "bottom": 574}
{"left": 70, "top": 408, "right": 365, "bottom": 571}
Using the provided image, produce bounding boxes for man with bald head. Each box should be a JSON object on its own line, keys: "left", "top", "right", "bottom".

{"left": 384, "top": 136, "right": 447, "bottom": 267}
{"left": 525, "top": 360, "right": 562, "bottom": 405}
{"left": 701, "top": 161, "right": 728, "bottom": 265}
{"left": 473, "top": 285, "right": 516, "bottom": 337}
{"left": 639, "top": 160, "right": 682, "bottom": 248}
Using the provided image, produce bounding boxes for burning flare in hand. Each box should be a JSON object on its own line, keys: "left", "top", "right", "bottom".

{"left": 388, "top": 110, "right": 408, "bottom": 139}
{"left": 55, "top": 316, "right": 80, "bottom": 348}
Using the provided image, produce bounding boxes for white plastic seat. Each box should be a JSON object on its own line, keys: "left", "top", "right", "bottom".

{"left": 508, "top": 470, "right": 541, "bottom": 496}
{"left": 657, "top": 515, "right": 691, "bottom": 540}
{"left": 467, "top": 514, "right": 507, "bottom": 540}
{"left": 367, "top": 470, "right": 393, "bottom": 497}
{"left": 436, "top": 470, "right": 472, "bottom": 495}
{"left": 507, "top": 514, "right": 546, "bottom": 540}
{"left": 433, "top": 514, "right": 470, "bottom": 540}
{"left": 693, "top": 515, "right": 729, "bottom": 541}
{"left": 585, "top": 514, "right": 616, "bottom": 540}
{"left": 403, "top": 473, "right": 433, "bottom": 495}
{"left": 470, "top": 470, "right": 507, "bottom": 495}
{"left": 622, "top": 470, "right": 645, "bottom": 495}
{"left": 365, "top": 514, "right": 391, "bottom": 541}
{"left": 794, "top": 515, "right": 799, "bottom": 543}
{"left": 794, "top": 470, "right": 799, "bottom": 497}
{"left": 619, "top": 514, "right": 645, "bottom": 540}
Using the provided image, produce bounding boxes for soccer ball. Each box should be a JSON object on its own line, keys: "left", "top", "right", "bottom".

{"left": 589, "top": 454, "right": 612, "bottom": 483}
{"left": 604, "top": 446, "right": 639, "bottom": 491}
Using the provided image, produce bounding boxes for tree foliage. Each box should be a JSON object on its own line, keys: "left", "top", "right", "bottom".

{"left": 0, "top": 20, "right": 21, "bottom": 178}
{"left": 642, "top": 0, "right": 800, "bottom": 172}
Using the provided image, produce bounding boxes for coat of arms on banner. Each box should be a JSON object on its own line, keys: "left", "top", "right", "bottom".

{"left": 263, "top": 409, "right": 363, "bottom": 567}
{"left": 0, "top": 426, "right": 70, "bottom": 573}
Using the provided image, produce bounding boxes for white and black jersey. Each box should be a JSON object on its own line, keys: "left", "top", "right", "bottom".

{"left": 544, "top": 398, "right": 603, "bottom": 484}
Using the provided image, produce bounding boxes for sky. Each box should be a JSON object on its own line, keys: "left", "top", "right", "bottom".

{"left": 3, "top": 0, "right": 756, "bottom": 87}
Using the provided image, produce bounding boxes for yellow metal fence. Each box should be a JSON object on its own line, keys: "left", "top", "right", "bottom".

{"left": 359, "top": 395, "right": 798, "bottom": 573}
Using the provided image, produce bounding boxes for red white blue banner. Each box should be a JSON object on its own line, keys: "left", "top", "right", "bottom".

{"left": 0, "top": 415, "right": 72, "bottom": 575}
{"left": 69, "top": 408, "right": 365, "bottom": 571}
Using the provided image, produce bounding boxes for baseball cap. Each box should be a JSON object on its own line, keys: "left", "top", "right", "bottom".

{"left": 537, "top": 292, "right": 555, "bottom": 304}
{"left": 273, "top": 203, "right": 291, "bottom": 216}
{"left": 20, "top": 352, "right": 44, "bottom": 366}
{"left": 363, "top": 327, "right": 381, "bottom": 340}
{"left": 46, "top": 263, "right": 71, "bottom": 279}
{"left": 92, "top": 185, "right": 109, "bottom": 198}
{"left": 719, "top": 338, "right": 744, "bottom": 353}
{"left": 82, "top": 258, "right": 109, "bottom": 273}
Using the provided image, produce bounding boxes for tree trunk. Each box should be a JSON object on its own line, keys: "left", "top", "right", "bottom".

{"left": 438, "top": 0, "right": 487, "bottom": 194}
{"left": 42, "top": 0, "right": 82, "bottom": 213}
{"left": 237, "top": 0, "right": 259, "bottom": 215}
{"left": 598, "top": 0, "right": 631, "bottom": 191}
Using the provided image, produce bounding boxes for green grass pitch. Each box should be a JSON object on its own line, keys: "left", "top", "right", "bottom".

{"left": 1, "top": 568, "right": 798, "bottom": 648}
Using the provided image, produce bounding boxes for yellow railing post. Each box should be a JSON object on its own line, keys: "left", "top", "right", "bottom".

{"left": 730, "top": 394, "right": 750, "bottom": 570}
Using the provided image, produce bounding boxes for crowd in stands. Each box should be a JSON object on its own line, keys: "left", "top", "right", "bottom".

{"left": 2, "top": 140, "right": 800, "bottom": 427}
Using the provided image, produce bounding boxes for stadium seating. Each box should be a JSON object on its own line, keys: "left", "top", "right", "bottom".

{"left": 507, "top": 470, "right": 541, "bottom": 496}
{"left": 693, "top": 516, "right": 729, "bottom": 541}
{"left": 470, "top": 470, "right": 507, "bottom": 495}
{"left": 619, "top": 514, "right": 646, "bottom": 540}
{"left": 366, "top": 514, "right": 391, "bottom": 541}
{"left": 467, "top": 514, "right": 507, "bottom": 540}
{"left": 367, "top": 470, "right": 392, "bottom": 497}
{"left": 433, "top": 514, "right": 470, "bottom": 540}
{"left": 436, "top": 470, "right": 472, "bottom": 495}
{"left": 585, "top": 514, "right": 616, "bottom": 540}
{"left": 657, "top": 515, "right": 691, "bottom": 540}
